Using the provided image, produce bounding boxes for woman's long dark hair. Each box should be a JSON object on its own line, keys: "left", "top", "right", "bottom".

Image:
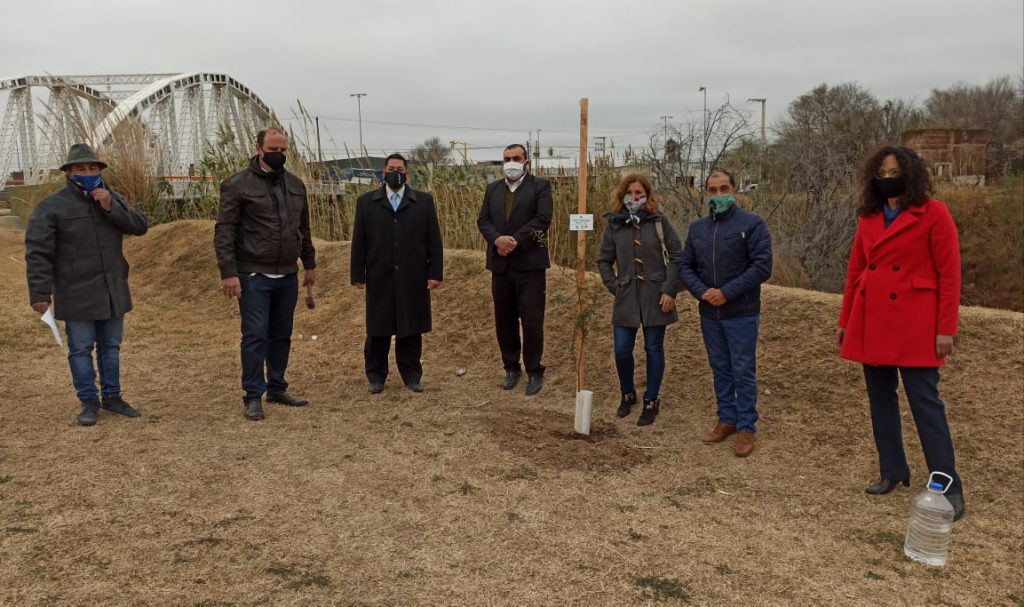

{"left": 857, "top": 145, "right": 932, "bottom": 216}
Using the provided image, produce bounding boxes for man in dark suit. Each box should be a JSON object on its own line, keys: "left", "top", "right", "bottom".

{"left": 351, "top": 153, "right": 444, "bottom": 393}
{"left": 477, "top": 144, "right": 553, "bottom": 395}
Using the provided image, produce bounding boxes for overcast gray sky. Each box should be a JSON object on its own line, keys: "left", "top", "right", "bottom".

{"left": 3, "top": 0, "right": 1022, "bottom": 161}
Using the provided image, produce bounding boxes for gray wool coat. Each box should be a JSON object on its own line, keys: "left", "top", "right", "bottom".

{"left": 25, "top": 183, "right": 149, "bottom": 321}
{"left": 596, "top": 212, "right": 683, "bottom": 328}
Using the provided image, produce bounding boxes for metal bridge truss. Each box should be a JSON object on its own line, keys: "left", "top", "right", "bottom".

{"left": 0, "top": 73, "right": 276, "bottom": 191}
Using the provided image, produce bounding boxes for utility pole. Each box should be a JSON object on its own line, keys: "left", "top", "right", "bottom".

{"left": 315, "top": 116, "right": 323, "bottom": 165}
{"left": 349, "top": 93, "right": 366, "bottom": 156}
{"left": 748, "top": 98, "right": 767, "bottom": 181}
{"left": 659, "top": 115, "right": 673, "bottom": 160}
{"left": 536, "top": 129, "right": 542, "bottom": 170}
{"left": 747, "top": 98, "right": 766, "bottom": 146}
{"left": 699, "top": 86, "right": 707, "bottom": 192}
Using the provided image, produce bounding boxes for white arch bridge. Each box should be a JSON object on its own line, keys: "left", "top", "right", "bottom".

{"left": 0, "top": 72, "right": 276, "bottom": 191}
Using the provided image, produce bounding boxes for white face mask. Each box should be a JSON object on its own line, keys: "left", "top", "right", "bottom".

{"left": 503, "top": 161, "right": 525, "bottom": 180}
{"left": 624, "top": 195, "right": 647, "bottom": 213}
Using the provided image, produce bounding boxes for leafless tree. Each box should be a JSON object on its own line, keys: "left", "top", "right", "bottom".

{"left": 923, "top": 76, "right": 1024, "bottom": 145}
{"left": 410, "top": 136, "right": 451, "bottom": 168}
{"left": 769, "top": 82, "right": 888, "bottom": 291}
{"left": 644, "top": 101, "right": 754, "bottom": 222}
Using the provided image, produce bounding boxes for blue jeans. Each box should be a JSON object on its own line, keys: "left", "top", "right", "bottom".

{"left": 238, "top": 273, "right": 298, "bottom": 401}
{"left": 613, "top": 325, "right": 666, "bottom": 401}
{"left": 700, "top": 315, "right": 760, "bottom": 433}
{"left": 65, "top": 317, "right": 124, "bottom": 403}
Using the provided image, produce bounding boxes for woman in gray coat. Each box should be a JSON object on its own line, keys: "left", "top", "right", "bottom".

{"left": 597, "top": 174, "right": 682, "bottom": 426}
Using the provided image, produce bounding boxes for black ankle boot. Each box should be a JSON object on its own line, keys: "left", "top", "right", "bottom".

{"left": 637, "top": 398, "right": 660, "bottom": 426}
{"left": 865, "top": 478, "right": 910, "bottom": 495}
{"left": 616, "top": 391, "right": 637, "bottom": 418}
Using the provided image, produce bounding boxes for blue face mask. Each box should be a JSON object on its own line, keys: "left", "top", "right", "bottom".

{"left": 708, "top": 194, "right": 735, "bottom": 215}
{"left": 70, "top": 173, "right": 105, "bottom": 195}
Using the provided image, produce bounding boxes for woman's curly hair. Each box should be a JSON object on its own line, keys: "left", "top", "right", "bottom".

{"left": 858, "top": 145, "right": 932, "bottom": 216}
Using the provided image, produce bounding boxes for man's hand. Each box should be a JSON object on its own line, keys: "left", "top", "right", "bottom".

{"left": 495, "top": 235, "right": 517, "bottom": 256}
{"left": 221, "top": 276, "right": 242, "bottom": 299}
{"left": 30, "top": 301, "right": 50, "bottom": 316}
{"left": 353, "top": 282, "right": 365, "bottom": 290}
{"left": 659, "top": 294, "right": 676, "bottom": 313}
{"left": 91, "top": 188, "right": 113, "bottom": 212}
{"left": 936, "top": 334, "right": 955, "bottom": 359}
{"left": 836, "top": 327, "right": 846, "bottom": 347}
{"left": 701, "top": 288, "right": 728, "bottom": 307}
{"left": 427, "top": 280, "right": 442, "bottom": 290}
{"left": 303, "top": 269, "right": 317, "bottom": 287}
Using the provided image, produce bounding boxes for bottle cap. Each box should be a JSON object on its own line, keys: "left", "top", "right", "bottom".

{"left": 928, "top": 481, "right": 945, "bottom": 491}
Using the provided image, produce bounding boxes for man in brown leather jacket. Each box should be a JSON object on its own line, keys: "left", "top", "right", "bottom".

{"left": 214, "top": 128, "right": 316, "bottom": 421}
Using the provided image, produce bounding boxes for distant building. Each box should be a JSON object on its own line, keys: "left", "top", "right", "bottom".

{"left": 903, "top": 129, "right": 988, "bottom": 186}
{"left": 309, "top": 157, "right": 390, "bottom": 183}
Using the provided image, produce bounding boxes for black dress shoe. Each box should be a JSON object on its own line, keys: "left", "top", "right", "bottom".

{"left": 76, "top": 400, "right": 100, "bottom": 426}
{"left": 947, "top": 493, "right": 966, "bottom": 522}
{"left": 368, "top": 382, "right": 385, "bottom": 394}
{"left": 267, "top": 391, "right": 309, "bottom": 407}
{"left": 525, "top": 373, "right": 543, "bottom": 396}
{"left": 406, "top": 381, "right": 423, "bottom": 393}
{"left": 500, "top": 369, "right": 521, "bottom": 390}
{"left": 101, "top": 396, "right": 141, "bottom": 418}
{"left": 244, "top": 398, "right": 264, "bottom": 421}
{"left": 865, "top": 478, "right": 910, "bottom": 495}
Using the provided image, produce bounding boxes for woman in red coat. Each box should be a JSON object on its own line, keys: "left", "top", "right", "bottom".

{"left": 837, "top": 146, "right": 965, "bottom": 521}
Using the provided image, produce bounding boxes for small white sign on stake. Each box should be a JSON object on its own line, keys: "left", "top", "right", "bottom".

{"left": 569, "top": 214, "right": 594, "bottom": 231}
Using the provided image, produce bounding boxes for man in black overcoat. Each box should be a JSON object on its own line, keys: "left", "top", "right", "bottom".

{"left": 351, "top": 153, "right": 443, "bottom": 393}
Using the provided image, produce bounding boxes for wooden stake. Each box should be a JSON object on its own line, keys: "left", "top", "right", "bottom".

{"left": 575, "top": 98, "right": 589, "bottom": 393}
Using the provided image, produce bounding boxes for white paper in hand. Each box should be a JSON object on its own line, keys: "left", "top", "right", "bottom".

{"left": 41, "top": 307, "right": 63, "bottom": 347}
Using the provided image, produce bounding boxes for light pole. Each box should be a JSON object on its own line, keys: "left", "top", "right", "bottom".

{"left": 659, "top": 115, "right": 673, "bottom": 160}
{"left": 536, "top": 128, "right": 542, "bottom": 170}
{"left": 748, "top": 98, "right": 767, "bottom": 182}
{"left": 349, "top": 93, "right": 366, "bottom": 156}
{"left": 699, "top": 86, "right": 707, "bottom": 191}
{"left": 747, "top": 98, "right": 766, "bottom": 146}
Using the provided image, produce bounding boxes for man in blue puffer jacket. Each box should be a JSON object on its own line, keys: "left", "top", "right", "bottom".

{"left": 679, "top": 169, "right": 772, "bottom": 457}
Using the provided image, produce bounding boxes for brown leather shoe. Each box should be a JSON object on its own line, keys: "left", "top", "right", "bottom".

{"left": 734, "top": 431, "right": 755, "bottom": 458}
{"left": 702, "top": 422, "right": 737, "bottom": 444}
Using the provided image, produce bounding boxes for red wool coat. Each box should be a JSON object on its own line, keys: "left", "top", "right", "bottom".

{"left": 838, "top": 199, "right": 961, "bottom": 367}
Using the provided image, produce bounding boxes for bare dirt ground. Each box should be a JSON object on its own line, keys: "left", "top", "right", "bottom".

{"left": 1, "top": 220, "right": 1022, "bottom": 606}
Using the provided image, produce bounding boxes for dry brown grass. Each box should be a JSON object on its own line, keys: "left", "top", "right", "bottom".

{"left": 0, "top": 221, "right": 1022, "bottom": 606}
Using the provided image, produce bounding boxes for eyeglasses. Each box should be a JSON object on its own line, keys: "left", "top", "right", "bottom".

{"left": 875, "top": 170, "right": 902, "bottom": 179}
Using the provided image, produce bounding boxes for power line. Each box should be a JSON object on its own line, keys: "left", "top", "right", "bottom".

{"left": 280, "top": 115, "right": 650, "bottom": 135}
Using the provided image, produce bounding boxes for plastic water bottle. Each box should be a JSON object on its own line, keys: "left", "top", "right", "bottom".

{"left": 904, "top": 472, "right": 955, "bottom": 566}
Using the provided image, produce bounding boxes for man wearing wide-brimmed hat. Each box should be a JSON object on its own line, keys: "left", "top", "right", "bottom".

{"left": 24, "top": 143, "right": 149, "bottom": 426}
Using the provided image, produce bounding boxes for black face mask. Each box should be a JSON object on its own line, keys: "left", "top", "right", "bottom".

{"left": 261, "top": 151, "right": 287, "bottom": 171}
{"left": 384, "top": 171, "right": 406, "bottom": 190}
{"left": 875, "top": 176, "right": 906, "bottom": 199}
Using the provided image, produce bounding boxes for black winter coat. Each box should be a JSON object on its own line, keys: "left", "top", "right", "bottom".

{"left": 350, "top": 187, "right": 444, "bottom": 337}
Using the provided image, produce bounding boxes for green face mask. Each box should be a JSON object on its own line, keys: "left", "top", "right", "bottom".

{"left": 708, "top": 194, "right": 736, "bottom": 214}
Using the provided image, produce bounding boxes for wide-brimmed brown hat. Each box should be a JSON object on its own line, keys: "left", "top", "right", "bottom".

{"left": 60, "top": 143, "right": 108, "bottom": 171}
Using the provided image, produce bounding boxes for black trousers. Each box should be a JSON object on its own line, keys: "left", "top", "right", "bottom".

{"left": 364, "top": 334, "right": 422, "bottom": 385}
{"left": 491, "top": 268, "right": 546, "bottom": 375}
{"left": 863, "top": 365, "right": 963, "bottom": 495}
